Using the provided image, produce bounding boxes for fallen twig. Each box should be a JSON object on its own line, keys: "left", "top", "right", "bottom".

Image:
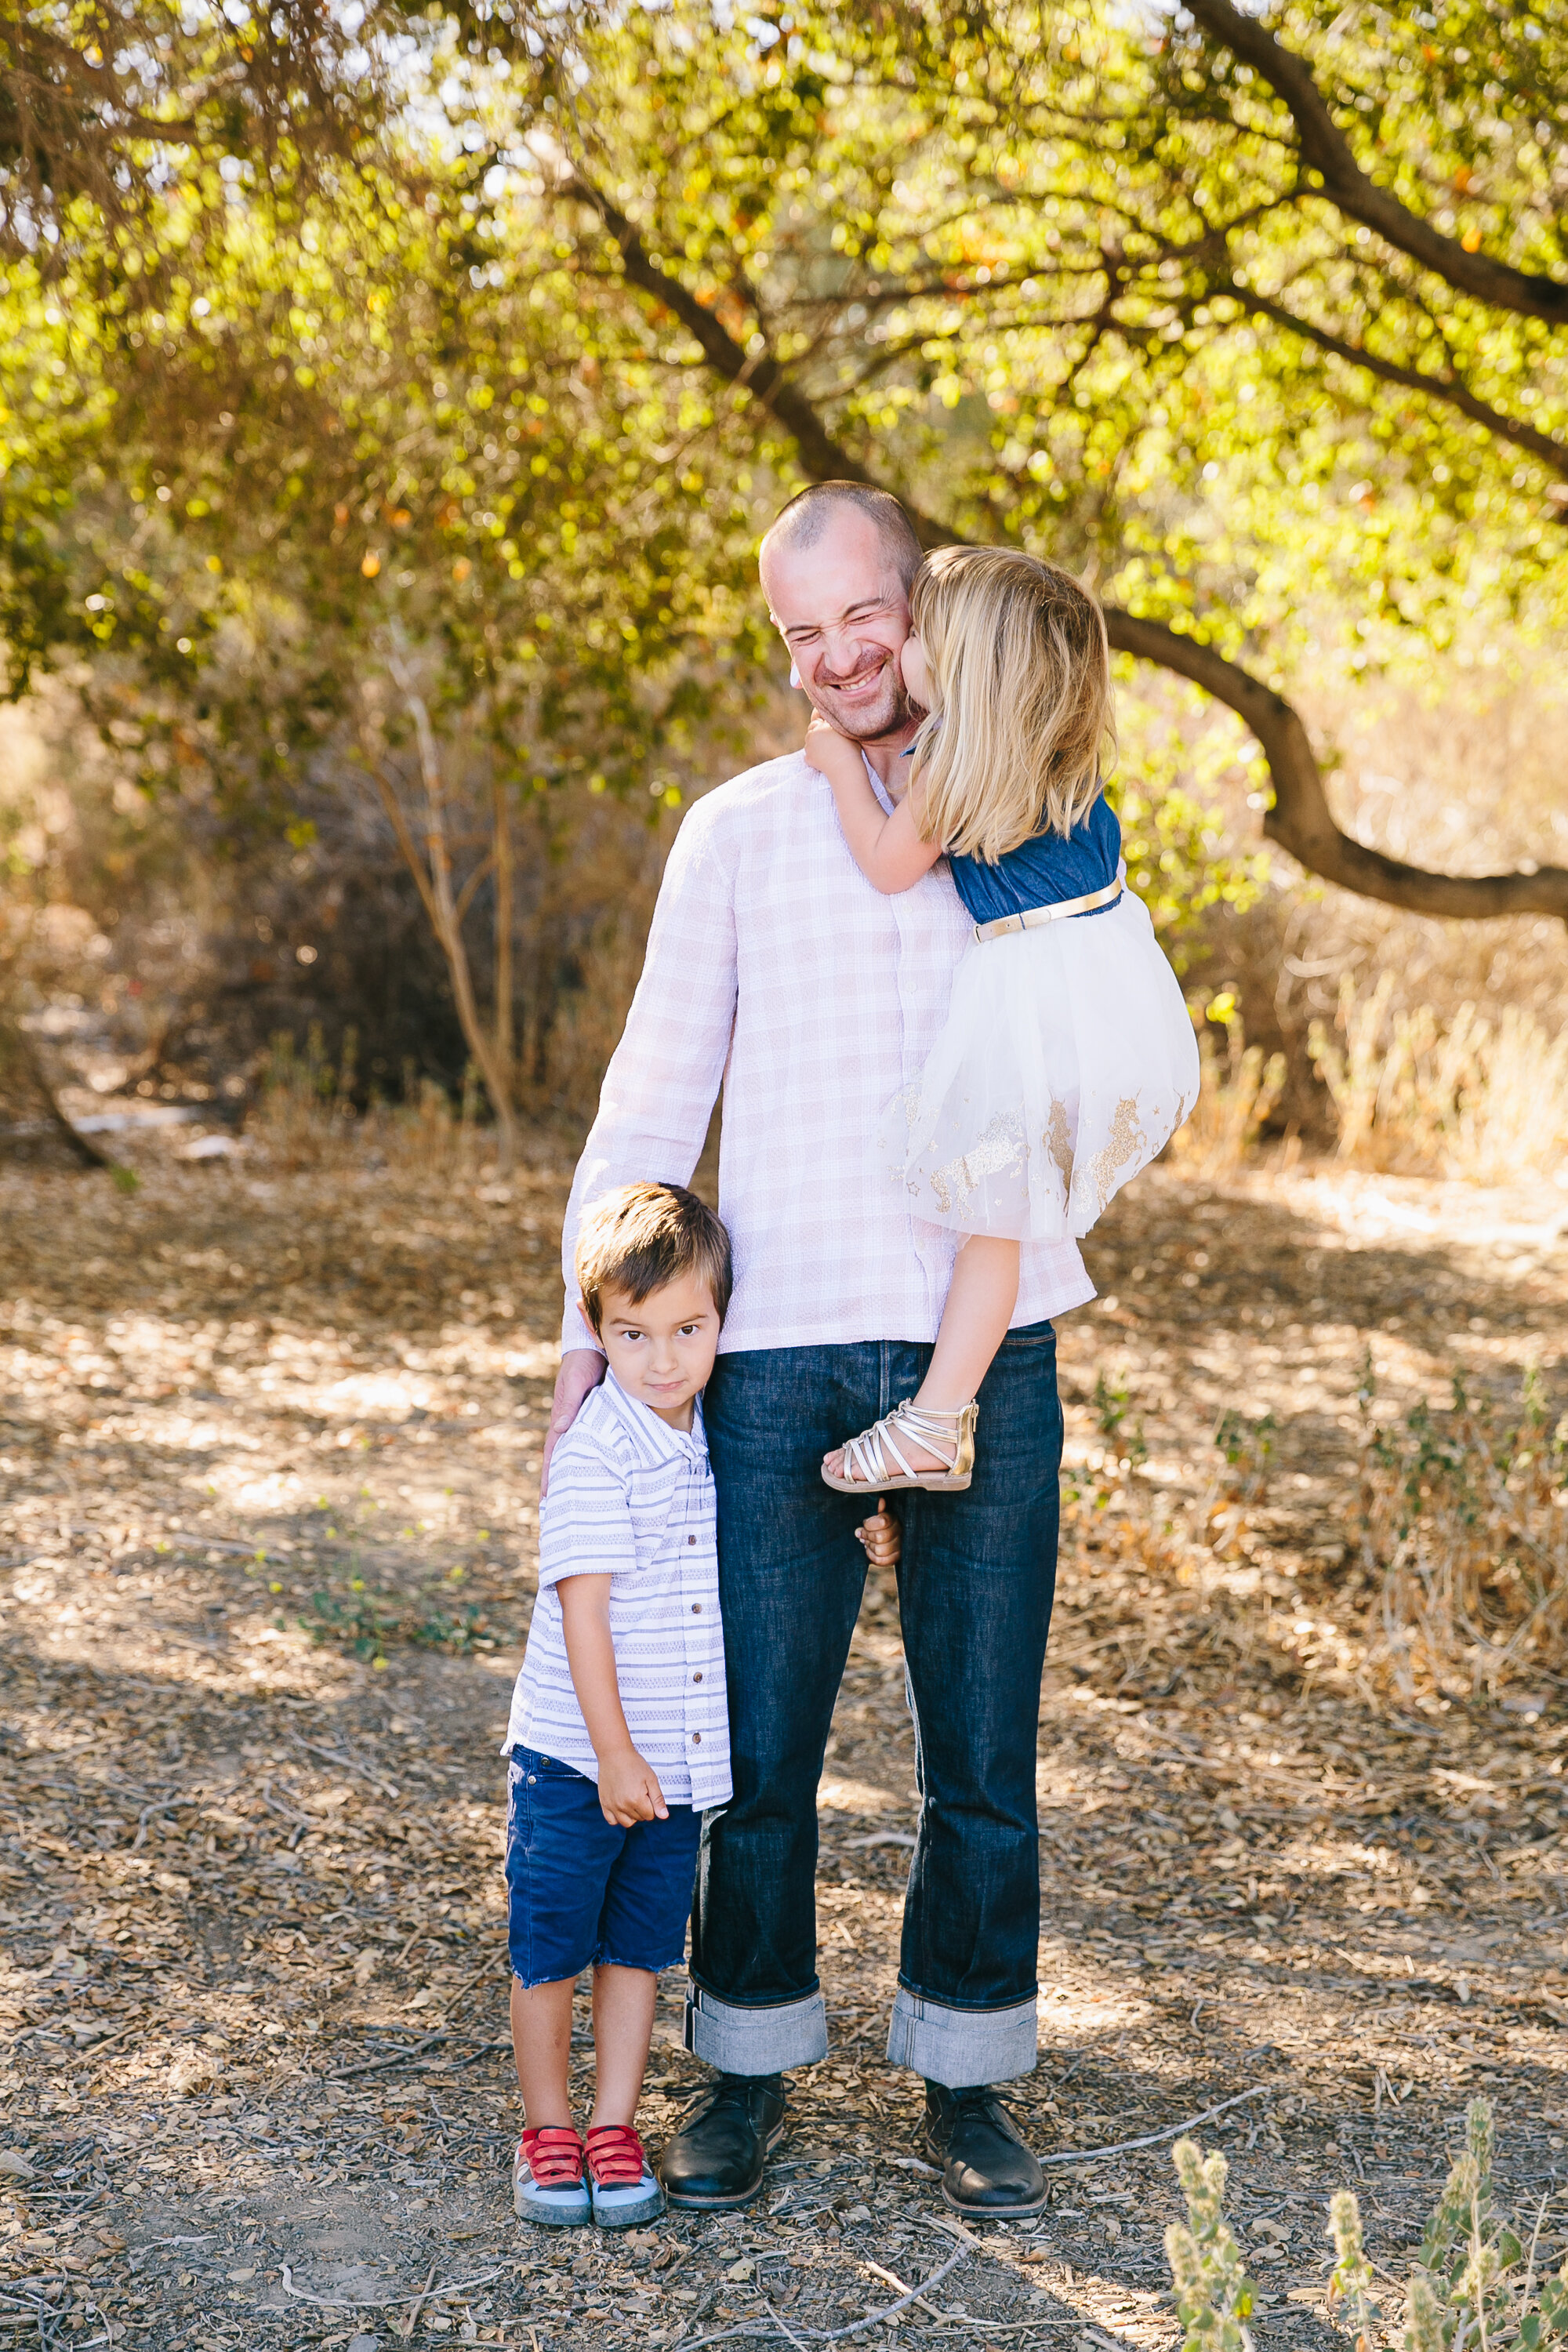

{"left": 279, "top": 2259, "right": 500, "bottom": 2313}
{"left": 326, "top": 2031, "right": 448, "bottom": 2082}
{"left": 677, "top": 2243, "right": 967, "bottom": 2347}
{"left": 286, "top": 1729, "right": 400, "bottom": 1799}
{"left": 1027, "top": 2082, "right": 1274, "bottom": 2166}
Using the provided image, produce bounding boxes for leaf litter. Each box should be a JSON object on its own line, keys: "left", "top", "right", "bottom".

{"left": 1, "top": 1138, "right": 1566, "bottom": 2351}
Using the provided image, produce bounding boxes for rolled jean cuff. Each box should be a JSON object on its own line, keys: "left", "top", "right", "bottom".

{"left": 685, "top": 1982, "right": 829, "bottom": 2074}
{"left": 886, "top": 1987, "right": 1038, "bottom": 2088}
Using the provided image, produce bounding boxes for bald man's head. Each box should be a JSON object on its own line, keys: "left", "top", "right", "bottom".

{"left": 760, "top": 481, "right": 923, "bottom": 595}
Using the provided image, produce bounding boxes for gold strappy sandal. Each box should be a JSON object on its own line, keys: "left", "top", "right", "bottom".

{"left": 821, "top": 1399, "right": 978, "bottom": 1495}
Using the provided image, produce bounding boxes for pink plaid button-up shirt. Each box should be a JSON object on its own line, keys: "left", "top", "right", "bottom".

{"left": 559, "top": 750, "right": 1095, "bottom": 1359}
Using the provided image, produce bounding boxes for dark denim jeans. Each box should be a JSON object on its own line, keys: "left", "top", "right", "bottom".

{"left": 688, "top": 1325, "right": 1062, "bottom": 2086}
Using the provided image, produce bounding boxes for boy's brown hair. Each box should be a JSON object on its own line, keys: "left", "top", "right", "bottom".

{"left": 575, "top": 1182, "right": 733, "bottom": 1337}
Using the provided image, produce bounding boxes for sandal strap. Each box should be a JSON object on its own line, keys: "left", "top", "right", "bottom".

{"left": 585, "top": 2123, "right": 648, "bottom": 2187}
{"left": 840, "top": 1399, "right": 977, "bottom": 1486}
{"left": 521, "top": 2125, "right": 585, "bottom": 2186}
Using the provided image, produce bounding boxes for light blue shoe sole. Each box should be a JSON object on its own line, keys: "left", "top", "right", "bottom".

{"left": 514, "top": 2178, "right": 591, "bottom": 2229}
{"left": 592, "top": 2178, "right": 666, "bottom": 2230}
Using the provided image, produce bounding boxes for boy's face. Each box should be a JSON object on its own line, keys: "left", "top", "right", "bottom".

{"left": 586, "top": 1271, "right": 721, "bottom": 1430}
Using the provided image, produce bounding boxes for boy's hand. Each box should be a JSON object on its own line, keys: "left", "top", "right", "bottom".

{"left": 856, "top": 1501, "right": 901, "bottom": 1570}
{"left": 597, "top": 1746, "right": 669, "bottom": 1827}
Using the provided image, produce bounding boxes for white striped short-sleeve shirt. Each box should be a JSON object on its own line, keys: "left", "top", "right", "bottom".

{"left": 503, "top": 1374, "right": 730, "bottom": 1811}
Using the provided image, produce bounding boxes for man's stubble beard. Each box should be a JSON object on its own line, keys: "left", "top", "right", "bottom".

{"left": 811, "top": 658, "right": 919, "bottom": 746}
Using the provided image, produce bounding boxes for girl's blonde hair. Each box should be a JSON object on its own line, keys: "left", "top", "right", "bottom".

{"left": 909, "top": 546, "right": 1114, "bottom": 859}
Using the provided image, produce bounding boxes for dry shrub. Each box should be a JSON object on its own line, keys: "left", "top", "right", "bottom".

{"left": 1156, "top": 626, "right": 1568, "bottom": 1160}
{"left": 1308, "top": 974, "right": 1568, "bottom": 1180}
{"left": 251, "top": 1026, "right": 484, "bottom": 1179}
{"left": 1356, "top": 1363, "right": 1568, "bottom": 1700}
{"left": 1167, "top": 999, "right": 1287, "bottom": 1178}
{"left": 1065, "top": 1365, "right": 1568, "bottom": 1700}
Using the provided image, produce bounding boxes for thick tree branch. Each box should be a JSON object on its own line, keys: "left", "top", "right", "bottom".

{"left": 1220, "top": 283, "right": 1568, "bottom": 480}
{"left": 1105, "top": 616, "right": 1568, "bottom": 920}
{"left": 1182, "top": 0, "right": 1568, "bottom": 328}
{"left": 575, "top": 171, "right": 1568, "bottom": 927}
{"left": 569, "top": 176, "right": 894, "bottom": 496}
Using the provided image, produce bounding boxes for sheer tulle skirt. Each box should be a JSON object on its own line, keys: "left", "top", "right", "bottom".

{"left": 880, "top": 888, "right": 1200, "bottom": 1242}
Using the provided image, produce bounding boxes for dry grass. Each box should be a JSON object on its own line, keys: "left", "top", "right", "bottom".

{"left": 1307, "top": 975, "right": 1568, "bottom": 1182}
{"left": 1357, "top": 1364, "right": 1568, "bottom": 1700}
{"left": 1167, "top": 1000, "right": 1287, "bottom": 1180}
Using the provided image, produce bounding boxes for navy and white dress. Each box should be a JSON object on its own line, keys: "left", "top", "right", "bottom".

{"left": 880, "top": 795, "right": 1200, "bottom": 1242}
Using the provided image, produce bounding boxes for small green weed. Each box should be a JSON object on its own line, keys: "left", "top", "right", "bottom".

{"left": 1165, "top": 2136, "right": 1258, "bottom": 2352}
{"left": 298, "top": 1581, "right": 495, "bottom": 1663}
{"left": 1094, "top": 1367, "right": 1149, "bottom": 1466}
{"left": 1164, "top": 2100, "right": 1567, "bottom": 2352}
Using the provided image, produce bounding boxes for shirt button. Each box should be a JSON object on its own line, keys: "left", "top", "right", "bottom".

{"left": 693, "top": 1672, "right": 702, "bottom": 1684}
{"left": 692, "top": 1733, "right": 701, "bottom": 1744}
{"left": 691, "top": 1602, "right": 701, "bottom": 1613}
{"left": 688, "top": 1534, "right": 697, "bottom": 1545}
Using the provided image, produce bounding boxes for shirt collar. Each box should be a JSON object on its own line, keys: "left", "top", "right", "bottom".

{"left": 601, "top": 1369, "right": 708, "bottom": 1466}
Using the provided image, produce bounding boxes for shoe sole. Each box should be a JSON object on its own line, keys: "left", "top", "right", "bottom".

{"left": 514, "top": 2190, "right": 591, "bottom": 2229}
{"left": 920, "top": 2131, "right": 1050, "bottom": 2220}
{"left": 659, "top": 2115, "right": 787, "bottom": 2210}
{"left": 593, "top": 2183, "right": 666, "bottom": 2229}
{"left": 938, "top": 2178, "right": 1049, "bottom": 2218}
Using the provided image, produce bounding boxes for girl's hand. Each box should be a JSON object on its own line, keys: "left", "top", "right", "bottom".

{"left": 856, "top": 1501, "right": 902, "bottom": 1570}
{"left": 597, "top": 1745, "right": 669, "bottom": 1826}
{"left": 804, "top": 710, "right": 865, "bottom": 786}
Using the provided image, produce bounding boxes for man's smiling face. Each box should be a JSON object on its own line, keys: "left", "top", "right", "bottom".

{"left": 760, "top": 509, "right": 920, "bottom": 745}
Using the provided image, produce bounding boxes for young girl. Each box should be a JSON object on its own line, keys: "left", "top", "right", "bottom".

{"left": 810, "top": 546, "right": 1200, "bottom": 1495}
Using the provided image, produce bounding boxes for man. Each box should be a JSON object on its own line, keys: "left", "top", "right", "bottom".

{"left": 542, "top": 483, "right": 1093, "bottom": 2216}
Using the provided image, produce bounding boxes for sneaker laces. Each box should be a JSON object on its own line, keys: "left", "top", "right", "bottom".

{"left": 521, "top": 2125, "right": 585, "bottom": 2187}
{"left": 585, "top": 2123, "right": 648, "bottom": 2187}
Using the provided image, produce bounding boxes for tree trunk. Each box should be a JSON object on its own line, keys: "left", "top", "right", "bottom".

{"left": 365, "top": 656, "right": 521, "bottom": 1178}
{"left": 492, "top": 771, "right": 515, "bottom": 1102}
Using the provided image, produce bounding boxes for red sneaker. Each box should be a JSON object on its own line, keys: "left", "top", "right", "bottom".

{"left": 586, "top": 2122, "right": 664, "bottom": 2229}
{"left": 513, "top": 2125, "right": 590, "bottom": 2228}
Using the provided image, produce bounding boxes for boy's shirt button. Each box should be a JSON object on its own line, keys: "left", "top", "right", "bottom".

{"left": 693, "top": 1671, "right": 702, "bottom": 1683}
{"left": 692, "top": 1733, "right": 701, "bottom": 1744}
{"left": 688, "top": 1534, "right": 696, "bottom": 1544}
{"left": 691, "top": 1602, "right": 701, "bottom": 1613}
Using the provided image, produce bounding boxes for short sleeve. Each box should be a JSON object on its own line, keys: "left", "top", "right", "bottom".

{"left": 536, "top": 1429, "right": 638, "bottom": 1590}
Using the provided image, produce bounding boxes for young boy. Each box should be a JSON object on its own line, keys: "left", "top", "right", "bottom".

{"left": 503, "top": 1181, "right": 733, "bottom": 2230}
{"left": 503, "top": 1181, "right": 902, "bottom": 2230}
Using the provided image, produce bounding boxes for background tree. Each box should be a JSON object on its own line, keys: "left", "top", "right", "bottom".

{"left": 4, "top": 0, "right": 1567, "bottom": 1152}
{"left": 513, "top": 0, "right": 1566, "bottom": 920}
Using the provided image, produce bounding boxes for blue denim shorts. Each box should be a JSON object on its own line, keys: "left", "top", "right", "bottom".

{"left": 505, "top": 1747, "right": 703, "bottom": 1988}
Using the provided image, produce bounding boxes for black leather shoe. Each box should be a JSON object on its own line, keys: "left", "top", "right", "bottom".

{"left": 920, "top": 2082, "right": 1048, "bottom": 2216}
{"left": 659, "top": 2073, "right": 787, "bottom": 2209}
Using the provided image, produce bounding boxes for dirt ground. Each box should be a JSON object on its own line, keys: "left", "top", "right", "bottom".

{"left": 3, "top": 1135, "right": 1567, "bottom": 2352}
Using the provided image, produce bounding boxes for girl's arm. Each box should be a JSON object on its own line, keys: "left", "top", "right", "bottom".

{"left": 804, "top": 713, "right": 943, "bottom": 895}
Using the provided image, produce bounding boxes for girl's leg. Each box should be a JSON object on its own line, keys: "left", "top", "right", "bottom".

{"left": 588, "top": 1964, "right": 659, "bottom": 2128}
{"left": 823, "top": 1236, "right": 1020, "bottom": 1481}
{"left": 511, "top": 1974, "right": 575, "bottom": 2125}
{"left": 915, "top": 1236, "right": 1020, "bottom": 1412}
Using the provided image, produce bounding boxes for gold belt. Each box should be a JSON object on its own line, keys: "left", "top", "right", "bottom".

{"left": 972, "top": 871, "right": 1124, "bottom": 942}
